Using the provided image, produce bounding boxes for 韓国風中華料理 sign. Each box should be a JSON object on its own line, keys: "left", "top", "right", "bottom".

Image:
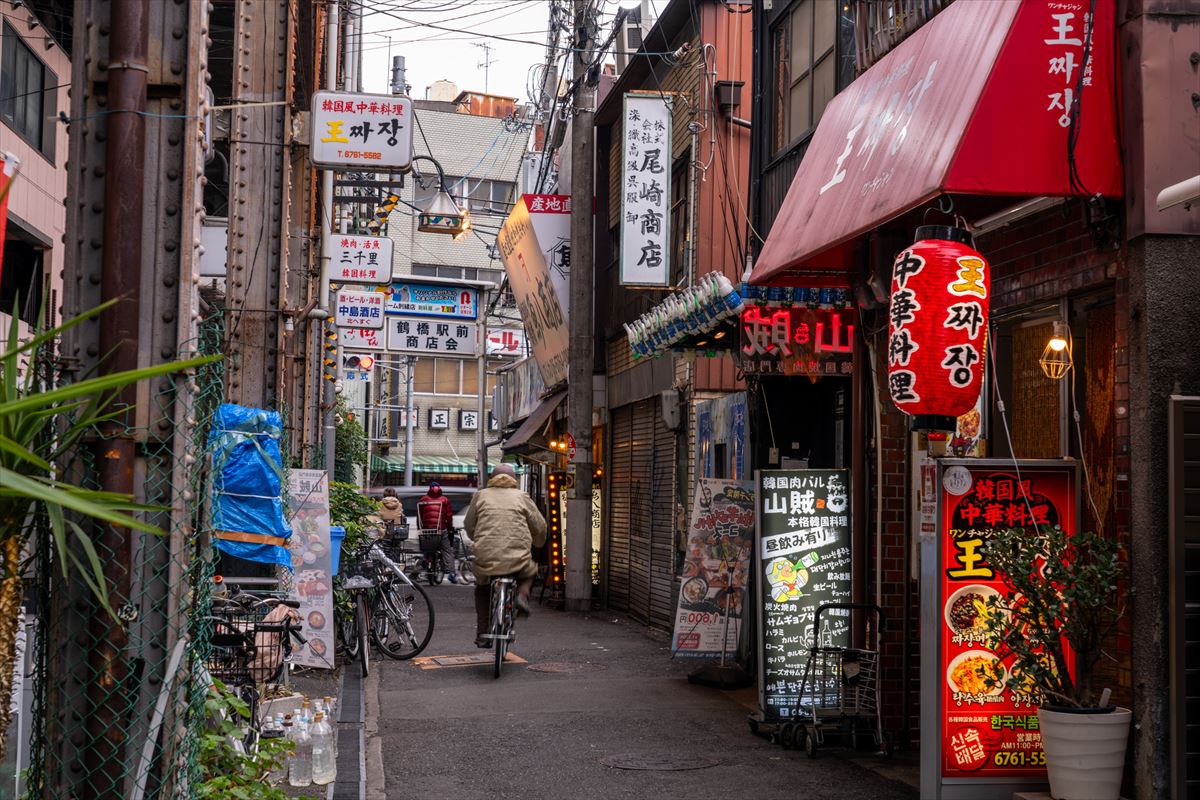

{"left": 311, "top": 91, "right": 412, "bottom": 171}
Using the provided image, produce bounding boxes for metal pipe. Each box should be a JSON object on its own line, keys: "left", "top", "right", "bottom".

{"left": 686, "top": 121, "right": 700, "bottom": 286}
{"left": 404, "top": 355, "right": 415, "bottom": 486}
{"left": 477, "top": 292, "right": 489, "bottom": 485}
{"left": 322, "top": 0, "right": 340, "bottom": 477}
{"left": 88, "top": 0, "right": 147, "bottom": 793}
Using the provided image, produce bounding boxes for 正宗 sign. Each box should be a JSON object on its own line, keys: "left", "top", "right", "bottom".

{"left": 672, "top": 479, "right": 755, "bottom": 660}
{"left": 620, "top": 94, "right": 672, "bottom": 286}
{"left": 386, "top": 317, "right": 477, "bottom": 356}
{"left": 756, "top": 469, "right": 852, "bottom": 722}
{"left": 326, "top": 233, "right": 392, "bottom": 285}
{"left": 459, "top": 409, "right": 479, "bottom": 431}
{"left": 386, "top": 281, "right": 478, "bottom": 319}
{"left": 335, "top": 290, "right": 385, "bottom": 329}
{"left": 311, "top": 91, "right": 413, "bottom": 171}
{"left": 287, "top": 470, "right": 335, "bottom": 669}
{"left": 338, "top": 327, "right": 385, "bottom": 351}
{"left": 429, "top": 409, "right": 450, "bottom": 430}
{"left": 923, "top": 460, "right": 1078, "bottom": 797}
{"left": 741, "top": 307, "right": 855, "bottom": 377}
{"left": 497, "top": 199, "right": 568, "bottom": 386}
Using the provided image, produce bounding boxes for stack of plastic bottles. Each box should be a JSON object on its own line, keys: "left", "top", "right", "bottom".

{"left": 280, "top": 694, "right": 338, "bottom": 787}
{"left": 623, "top": 272, "right": 744, "bottom": 359}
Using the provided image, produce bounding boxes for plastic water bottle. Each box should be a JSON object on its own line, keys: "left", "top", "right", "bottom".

{"left": 325, "top": 696, "right": 339, "bottom": 758}
{"left": 311, "top": 712, "right": 337, "bottom": 785}
{"left": 288, "top": 716, "right": 312, "bottom": 786}
{"left": 264, "top": 716, "right": 286, "bottom": 784}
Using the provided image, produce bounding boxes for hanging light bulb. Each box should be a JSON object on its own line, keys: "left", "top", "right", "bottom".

{"left": 1039, "top": 320, "right": 1072, "bottom": 380}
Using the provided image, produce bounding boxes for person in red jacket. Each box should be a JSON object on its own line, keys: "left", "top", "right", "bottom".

{"left": 417, "top": 482, "right": 458, "bottom": 583}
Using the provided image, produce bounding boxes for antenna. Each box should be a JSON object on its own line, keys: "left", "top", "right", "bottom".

{"left": 473, "top": 41, "right": 497, "bottom": 95}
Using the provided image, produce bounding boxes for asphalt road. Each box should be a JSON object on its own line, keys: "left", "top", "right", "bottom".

{"left": 363, "top": 582, "right": 919, "bottom": 800}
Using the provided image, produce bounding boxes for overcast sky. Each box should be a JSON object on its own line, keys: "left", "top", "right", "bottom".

{"left": 358, "top": 1, "right": 666, "bottom": 102}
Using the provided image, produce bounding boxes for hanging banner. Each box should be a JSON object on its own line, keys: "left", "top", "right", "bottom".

{"left": 756, "top": 469, "right": 853, "bottom": 722}
{"left": 385, "top": 317, "right": 478, "bottom": 356}
{"left": 496, "top": 199, "right": 569, "bottom": 386}
{"left": 326, "top": 233, "right": 393, "bottom": 285}
{"left": 923, "top": 459, "right": 1078, "bottom": 797}
{"left": 385, "top": 281, "right": 478, "bottom": 319}
{"left": 672, "top": 479, "right": 755, "bottom": 659}
{"left": 335, "top": 289, "right": 385, "bottom": 329}
{"left": 523, "top": 193, "right": 572, "bottom": 315}
{"left": 620, "top": 94, "right": 673, "bottom": 286}
{"left": 287, "top": 470, "right": 336, "bottom": 669}
{"left": 310, "top": 91, "right": 413, "bottom": 171}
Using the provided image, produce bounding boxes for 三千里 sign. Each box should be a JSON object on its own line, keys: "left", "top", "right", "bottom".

{"left": 386, "top": 281, "right": 478, "bottom": 320}
{"left": 310, "top": 91, "right": 413, "bottom": 171}
{"left": 326, "top": 233, "right": 393, "bottom": 286}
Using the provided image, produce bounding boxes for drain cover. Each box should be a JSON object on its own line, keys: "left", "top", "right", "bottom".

{"left": 526, "top": 661, "right": 606, "bottom": 674}
{"left": 600, "top": 754, "right": 720, "bottom": 771}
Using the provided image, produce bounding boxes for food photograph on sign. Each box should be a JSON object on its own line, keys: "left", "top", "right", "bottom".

{"left": 938, "top": 463, "right": 1077, "bottom": 778}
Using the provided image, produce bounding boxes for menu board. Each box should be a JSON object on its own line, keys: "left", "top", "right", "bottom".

{"left": 936, "top": 461, "right": 1077, "bottom": 779}
{"left": 757, "top": 469, "right": 853, "bottom": 722}
{"left": 671, "top": 479, "right": 754, "bottom": 660}
{"left": 286, "top": 470, "right": 335, "bottom": 669}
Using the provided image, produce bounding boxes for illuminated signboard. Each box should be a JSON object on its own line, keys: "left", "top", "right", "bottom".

{"left": 739, "top": 307, "right": 855, "bottom": 376}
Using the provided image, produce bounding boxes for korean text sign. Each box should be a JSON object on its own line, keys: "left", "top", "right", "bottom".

{"left": 672, "top": 479, "right": 755, "bottom": 660}
{"left": 326, "top": 233, "right": 392, "bottom": 286}
{"left": 757, "top": 470, "right": 853, "bottom": 722}
{"left": 311, "top": 91, "right": 413, "bottom": 170}
{"left": 385, "top": 281, "right": 477, "bottom": 320}
{"left": 286, "top": 470, "right": 335, "bottom": 669}
{"left": 335, "top": 290, "right": 385, "bottom": 330}
{"left": 385, "top": 317, "right": 477, "bottom": 356}
{"left": 934, "top": 460, "right": 1077, "bottom": 782}
{"left": 497, "top": 199, "right": 569, "bottom": 386}
{"left": 620, "top": 94, "right": 672, "bottom": 287}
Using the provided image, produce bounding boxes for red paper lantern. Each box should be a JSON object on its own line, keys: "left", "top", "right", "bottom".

{"left": 887, "top": 225, "right": 990, "bottom": 431}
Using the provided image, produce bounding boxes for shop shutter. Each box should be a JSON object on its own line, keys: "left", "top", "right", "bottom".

{"left": 607, "top": 405, "right": 633, "bottom": 613}
{"left": 649, "top": 408, "right": 677, "bottom": 628}
{"left": 1171, "top": 397, "right": 1200, "bottom": 797}
{"left": 627, "top": 398, "right": 656, "bottom": 624}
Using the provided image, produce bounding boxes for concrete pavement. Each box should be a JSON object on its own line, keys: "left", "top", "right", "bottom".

{"left": 363, "top": 582, "right": 919, "bottom": 800}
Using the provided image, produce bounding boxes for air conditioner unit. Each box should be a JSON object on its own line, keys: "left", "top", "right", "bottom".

{"left": 660, "top": 389, "right": 681, "bottom": 430}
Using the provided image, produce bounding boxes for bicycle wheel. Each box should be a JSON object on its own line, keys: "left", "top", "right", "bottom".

{"left": 337, "top": 598, "right": 360, "bottom": 660}
{"left": 356, "top": 592, "right": 371, "bottom": 678}
{"left": 427, "top": 561, "right": 444, "bottom": 586}
{"left": 373, "top": 579, "right": 435, "bottom": 660}
{"left": 492, "top": 582, "right": 507, "bottom": 679}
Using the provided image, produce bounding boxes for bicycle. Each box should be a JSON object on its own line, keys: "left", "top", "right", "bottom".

{"left": 481, "top": 575, "right": 518, "bottom": 679}
{"left": 414, "top": 530, "right": 446, "bottom": 585}
{"left": 454, "top": 532, "right": 477, "bottom": 585}
{"left": 339, "top": 537, "right": 435, "bottom": 677}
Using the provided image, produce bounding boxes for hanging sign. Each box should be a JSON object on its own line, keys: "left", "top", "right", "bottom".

{"left": 756, "top": 469, "right": 853, "bottom": 722}
{"left": 523, "top": 193, "right": 572, "bottom": 315}
{"left": 740, "top": 307, "right": 856, "bottom": 377}
{"left": 672, "top": 479, "right": 755, "bottom": 660}
{"left": 385, "top": 281, "right": 478, "bottom": 319}
{"left": 338, "top": 327, "right": 385, "bottom": 352}
{"left": 385, "top": 317, "right": 477, "bottom": 356}
{"left": 620, "top": 94, "right": 673, "bottom": 287}
{"left": 486, "top": 328, "right": 527, "bottom": 356}
{"left": 335, "top": 289, "right": 385, "bottom": 329}
{"left": 310, "top": 91, "right": 413, "bottom": 171}
{"left": 497, "top": 199, "right": 569, "bottom": 386}
{"left": 287, "top": 470, "right": 335, "bottom": 669}
{"left": 326, "top": 233, "right": 393, "bottom": 286}
{"left": 923, "top": 459, "right": 1078, "bottom": 798}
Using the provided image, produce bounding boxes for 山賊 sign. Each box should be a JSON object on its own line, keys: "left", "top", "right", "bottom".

{"left": 740, "top": 307, "right": 856, "bottom": 377}
{"left": 620, "top": 94, "right": 672, "bottom": 287}
{"left": 311, "top": 91, "right": 413, "bottom": 170}
{"left": 326, "top": 233, "right": 392, "bottom": 285}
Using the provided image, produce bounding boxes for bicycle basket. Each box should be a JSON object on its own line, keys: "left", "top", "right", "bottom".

{"left": 206, "top": 608, "right": 292, "bottom": 685}
{"left": 418, "top": 531, "right": 442, "bottom": 555}
{"left": 340, "top": 553, "right": 377, "bottom": 584}
{"left": 378, "top": 535, "right": 408, "bottom": 562}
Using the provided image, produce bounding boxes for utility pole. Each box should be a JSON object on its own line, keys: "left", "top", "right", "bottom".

{"left": 404, "top": 354, "right": 416, "bottom": 486}
{"left": 477, "top": 290, "right": 490, "bottom": 484}
{"left": 565, "top": 0, "right": 596, "bottom": 612}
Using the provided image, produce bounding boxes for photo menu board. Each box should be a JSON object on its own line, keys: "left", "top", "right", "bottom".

{"left": 756, "top": 469, "right": 852, "bottom": 722}
{"left": 933, "top": 460, "right": 1077, "bottom": 784}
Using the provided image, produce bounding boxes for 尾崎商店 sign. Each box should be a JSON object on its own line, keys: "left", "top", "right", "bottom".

{"left": 326, "top": 233, "right": 392, "bottom": 286}
{"left": 310, "top": 91, "right": 413, "bottom": 171}
{"left": 334, "top": 289, "right": 385, "bottom": 330}
{"left": 620, "top": 94, "right": 672, "bottom": 287}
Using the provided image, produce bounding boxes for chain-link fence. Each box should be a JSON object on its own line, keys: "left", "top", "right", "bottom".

{"left": 26, "top": 309, "right": 226, "bottom": 799}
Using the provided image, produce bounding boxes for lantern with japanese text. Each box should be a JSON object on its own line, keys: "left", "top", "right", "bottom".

{"left": 886, "top": 225, "right": 989, "bottom": 431}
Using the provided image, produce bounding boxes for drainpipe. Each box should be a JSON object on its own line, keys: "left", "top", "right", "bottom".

{"left": 87, "top": 0, "right": 147, "bottom": 795}
{"left": 687, "top": 121, "right": 700, "bottom": 287}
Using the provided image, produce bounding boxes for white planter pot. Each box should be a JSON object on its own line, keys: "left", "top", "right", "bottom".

{"left": 1038, "top": 705, "right": 1131, "bottom": 800}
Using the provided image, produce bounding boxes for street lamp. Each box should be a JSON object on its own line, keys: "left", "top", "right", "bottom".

{"left": 413, "top": 154, "right": 472, "bottom": 238}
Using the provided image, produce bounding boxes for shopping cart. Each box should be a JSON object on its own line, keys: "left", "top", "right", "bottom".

{"left": 780, "top": 602, "right": 890, "bottom": 758}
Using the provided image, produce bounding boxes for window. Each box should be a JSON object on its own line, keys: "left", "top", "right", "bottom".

{"left": 670, "top": 153, "right": 689, "bottom": 284}
{"left": 412, "top": 356, "right": 504, "bottom": 396}
{"left": 412, "top": 264, "right": 503, "bottom": 285}
{"left": 0, "top": 24, "right": 56, "bottom": 160}
{"left": 0, "top": 235, "right": 44, "bottom": 325}
{"left": 771, "top": 1, "right": 850, "bottom": 154}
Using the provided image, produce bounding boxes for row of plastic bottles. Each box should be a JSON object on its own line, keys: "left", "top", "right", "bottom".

{"left": 623, "top": 272, "right": 744, "bottom": 359}
{"left": 261, "top": 695, "right": 339, "bottom": 786}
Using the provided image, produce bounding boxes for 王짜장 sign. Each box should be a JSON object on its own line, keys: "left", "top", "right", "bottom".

{"left": 620, "top": 94, "right": 672, "bottom": 286}
{"left": 311, "top": 91, "right": 412, "bottom": 171}
{"left": 326, "top": 233, "right": 392, "bottom": 285}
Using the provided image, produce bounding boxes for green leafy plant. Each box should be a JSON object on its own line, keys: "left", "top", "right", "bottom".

{"left": 197, "top": 681, "right": 302, "bottom": 799}
{"left": 334, "top": 397, "right": 366, "bottom": 484}
{"left": 981, "top": 525, "right": 1124, "bottom": 708}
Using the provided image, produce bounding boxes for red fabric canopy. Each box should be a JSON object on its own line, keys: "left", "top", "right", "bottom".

{"left": 751, "top": 0, "right": 1121, "bottom": 284}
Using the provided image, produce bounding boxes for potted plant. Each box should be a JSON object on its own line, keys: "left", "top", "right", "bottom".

{"left": 981, "top": 524, "right": 1128, "bottom": 800}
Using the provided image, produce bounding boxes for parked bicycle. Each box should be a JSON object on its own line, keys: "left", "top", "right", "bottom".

{"left": 481, "top": 574, "right": 518, "bottom": 679}
{"left": 338, "top": 537, "right": 435, "bottom": 677}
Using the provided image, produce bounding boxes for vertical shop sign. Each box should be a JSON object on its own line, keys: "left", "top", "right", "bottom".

{"left": 756, "top": 470, "right": 853, "bottom": 721}
{"left": 287, "top": 470, "right": 335, "bottom": 669}
{"left": 591, "top": 487, "right": 602, "bottom": 587}
{"left": 922, "top": 459, "right": 1078, "bottom": 798}
{"left": 620, "top": 94, "right": 672, "bottom": 286}
{"left": 672, "top": 479, "right": 755, "bottom": 659}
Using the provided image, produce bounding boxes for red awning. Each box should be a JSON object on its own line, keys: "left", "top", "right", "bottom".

{"left": 751, "top": 0, "right": 1121, "bottom": 284}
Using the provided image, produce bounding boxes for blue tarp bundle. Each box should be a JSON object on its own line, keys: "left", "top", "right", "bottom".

{"left": 208, "top": 403, "right": 293, "bottom": 568}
